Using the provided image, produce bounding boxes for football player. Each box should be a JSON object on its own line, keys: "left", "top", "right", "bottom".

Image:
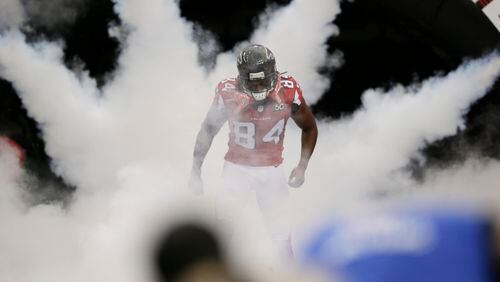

{"left": 190, "top": 44, "right": 318, "bottom": 258}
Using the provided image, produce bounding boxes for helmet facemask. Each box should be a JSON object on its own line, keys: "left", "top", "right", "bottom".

{"left": 240, "top": 71, "right": 277, "bottom": 101}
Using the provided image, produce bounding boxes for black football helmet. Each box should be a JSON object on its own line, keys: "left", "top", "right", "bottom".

{"left": 237, "top": 44, "right": 278, "bottom": 101}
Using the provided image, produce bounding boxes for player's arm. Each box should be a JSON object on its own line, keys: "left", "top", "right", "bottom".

{"left": 289, "top": 100, "right": 318, "bottom": 187}
{"left": 192, "top": 104, "right": 227, "bottom": 175}
{"left": 189, "top": 102, "right": 227, "bottom": 194}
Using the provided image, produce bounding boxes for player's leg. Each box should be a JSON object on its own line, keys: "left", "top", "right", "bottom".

{"left": 213, "top": 161, "right": 253, "bottom": 238}
{"left": 254, "top": 165, "right": 293, "bottom": 259}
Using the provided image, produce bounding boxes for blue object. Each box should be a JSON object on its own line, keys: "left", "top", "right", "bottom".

{"left": 303, "top": 207, "right": 495, "bottom": 282}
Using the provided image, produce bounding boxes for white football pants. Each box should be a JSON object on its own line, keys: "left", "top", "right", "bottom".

{"left": 214, "top": 161, "right": 292, "bottom": 257}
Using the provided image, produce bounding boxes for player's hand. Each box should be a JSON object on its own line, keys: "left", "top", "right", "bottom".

{"left": 189, "top": 170, "right": 204, "bottom": 195}
{"left": 288, "top": 166, "right": 305, "bottom": 188}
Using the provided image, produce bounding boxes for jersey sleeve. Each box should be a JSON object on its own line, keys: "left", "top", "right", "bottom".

{"left": 211, "top": 82, "right": 225, "bottom": 111}
{"left": 291, "top": 79, "right": 305, "bottom": 108}
{"left": 211, "top": 78, "right": 252, "bottom": 115}
{"left": 212, "top": 78, "right": 239, "bottom": 111}
{"left": 280, "top": 75, "right": 305, "bottom": 111}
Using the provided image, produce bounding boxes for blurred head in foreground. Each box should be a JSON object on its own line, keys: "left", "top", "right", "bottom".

{"left": 153, "top": 222, "right": 239, "bottom": 282}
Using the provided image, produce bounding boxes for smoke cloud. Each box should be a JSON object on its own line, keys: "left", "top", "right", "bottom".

{"left": 23, "top": 0, "right": 91, "bottom": 30}
{"left": 0, "top": 0, "right": 499, "bottom": 281}
{"left": 289, "top": 53, "right": 500, "bottom": 222}
{"left": 0, "top": 0, "right": 26, "bottom": 30}
{"left": 0, "top": 0, "right": 90, "bottom": 31}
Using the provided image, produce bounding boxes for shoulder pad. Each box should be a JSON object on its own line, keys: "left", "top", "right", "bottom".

{"left": 216, "top": 78, "right": 238, "bottom": 93}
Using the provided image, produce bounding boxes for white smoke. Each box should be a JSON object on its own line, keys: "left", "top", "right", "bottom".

{"left": 0, "top": 0, "right": 26, "bottom": 29}
{"left": 0, "top": 0, "right": 90, "bottom": 31}
{"left": 0, "top": 0, "right": 499, "bottom": 281}
{"left": 23, "top": 0, "right": 90, "bottom": 30}
{"left": 287, "top": 53, "right": 500, "bottom": 224}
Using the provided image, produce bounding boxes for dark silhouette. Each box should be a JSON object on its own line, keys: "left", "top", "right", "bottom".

{"left": 153, "top": 222, "right": 241, "bottom": 282}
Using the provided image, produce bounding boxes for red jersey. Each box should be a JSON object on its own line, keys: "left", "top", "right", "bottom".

{"left": 213, "top": 74, "right": 305, "bottom": 166}
{"left": 0, "top": 136, "right": 25, "bottom": 165}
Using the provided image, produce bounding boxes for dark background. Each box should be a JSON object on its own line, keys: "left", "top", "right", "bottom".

{"left": 1, "top": 0, "right": 499, "bottom": 198}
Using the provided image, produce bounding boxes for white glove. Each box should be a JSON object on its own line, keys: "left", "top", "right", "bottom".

{"left": 189, "top": 171, "right": 204, "bottom": 195}
{"left": 288, "top": 166, "right": 305, "bottom": 188}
